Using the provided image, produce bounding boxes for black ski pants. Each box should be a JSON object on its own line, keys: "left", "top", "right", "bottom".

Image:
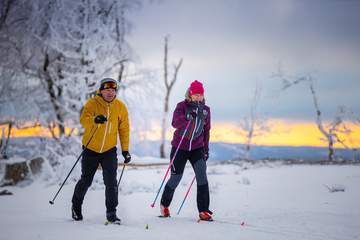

{"left": 161, "top": 147, "right": 210, "bottom": 212}
{"left": 72, "top": 147, "right": 118, "bottom": 214}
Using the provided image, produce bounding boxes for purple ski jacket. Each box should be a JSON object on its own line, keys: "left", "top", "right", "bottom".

{"left": 171, "top": 100, "right": 211, "bottom": 151}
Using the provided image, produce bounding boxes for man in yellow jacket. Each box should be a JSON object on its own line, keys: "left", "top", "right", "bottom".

{"left": 71, "top": 78, "right": 130, "bottom": 224}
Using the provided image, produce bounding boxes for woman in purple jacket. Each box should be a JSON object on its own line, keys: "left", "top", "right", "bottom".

{"left": 160, "top": 80, "right": 213, "bottom": 221}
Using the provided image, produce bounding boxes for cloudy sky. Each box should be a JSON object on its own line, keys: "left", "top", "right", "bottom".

{"left": 127, "top": 0, "right": 360, "bottom": 146}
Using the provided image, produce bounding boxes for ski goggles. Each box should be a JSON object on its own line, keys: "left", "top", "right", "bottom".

{"left": 101, "top": 82, "right": 117, "bottom": 90}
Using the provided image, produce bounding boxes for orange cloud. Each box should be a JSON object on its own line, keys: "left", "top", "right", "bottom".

{"left": 2, "top": 119, "right": 359, "bottom": 148}
{"left": 0, "top": 125, "right": 77, "bottom": 138}
{"left": 211, "top": 119, "right": 360, "bottom": 148}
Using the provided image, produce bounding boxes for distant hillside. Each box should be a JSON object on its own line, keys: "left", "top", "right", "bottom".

{"left": 4, "top": 137, "right": 358, "bottom": 162}
{"left": 132, "top": 140, "right": 359, "bottom": 162}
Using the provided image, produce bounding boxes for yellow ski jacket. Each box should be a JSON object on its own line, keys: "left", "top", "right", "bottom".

{"left": 80, "top": 95, "right": 130, "bottom": 153}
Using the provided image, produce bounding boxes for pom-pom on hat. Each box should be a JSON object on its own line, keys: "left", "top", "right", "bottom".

{"left": 189, "top": 80, "right": 204, "bottom": 95}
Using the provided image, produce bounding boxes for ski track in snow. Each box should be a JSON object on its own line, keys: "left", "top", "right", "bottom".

{"left": 1, "top": 163, "right": 359, "bottom": 240}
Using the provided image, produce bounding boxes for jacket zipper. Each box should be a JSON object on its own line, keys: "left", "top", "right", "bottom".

{"left": 195, "top": 118, "right": 202, "bottom": 133}
{"left": 100, "top": 104, "right": 110, "bottom": 153}
{"left": 188, "top": 108, "right": 199, "bottom": 151}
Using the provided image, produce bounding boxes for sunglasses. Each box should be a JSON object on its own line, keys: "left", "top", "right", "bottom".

{"left": 102, "top": 82, "right": 117, "bottom": 90}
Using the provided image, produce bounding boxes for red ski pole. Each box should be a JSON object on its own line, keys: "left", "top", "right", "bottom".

{"left": 150, "top": 120, "right": 192, "bottom": 208}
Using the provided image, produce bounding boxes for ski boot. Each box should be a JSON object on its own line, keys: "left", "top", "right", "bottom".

{"left": 71, "top": 205, "right": 83, "bottom": 221}
{"left": 160, "top": 204, "right": 170, "bottom": 217}
{"left": 199, "top": 211, "right": 213, "bottom": 221}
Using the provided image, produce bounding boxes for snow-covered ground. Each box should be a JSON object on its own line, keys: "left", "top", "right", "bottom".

{"left": 1, "top": 161, "right": 359, "bottom": 240}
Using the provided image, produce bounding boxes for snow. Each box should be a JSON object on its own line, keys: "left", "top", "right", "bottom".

{"left": 1, "top": 161, "right": 359, "bottom": 240}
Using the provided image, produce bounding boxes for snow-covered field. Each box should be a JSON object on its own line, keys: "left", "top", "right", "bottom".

{"left": 1, "top": 161, "right": 359, "bottom": 240}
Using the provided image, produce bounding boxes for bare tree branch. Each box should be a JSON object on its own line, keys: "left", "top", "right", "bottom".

{"left": 160, "top": 35, "right": 183, "bottom": 158}
{"left": 274, "top": 67, "right": 358, "bottom": 161}
{"left": 238, "top": 82, "right": 270, "bottom": 160}
{"left": 163, "top": 35, "right": 169, "bottom": 89}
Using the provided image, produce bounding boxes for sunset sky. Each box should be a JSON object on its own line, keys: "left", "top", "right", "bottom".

{"left": 125, "top": 0, "right": 360, "bottom": 147}
{"left": 6, "top": 120, "right": 360, "bottom": 148}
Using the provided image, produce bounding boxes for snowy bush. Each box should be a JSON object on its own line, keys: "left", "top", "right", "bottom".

{"left": 0, "top": 156, "right": 47, "bottom": 187}
{"left": 242, "top": 176, "right": 251, "bottom": 185}
{"left": 324, "top": 184, "right": 346, "bottom": 193}
{"left": 207, "top": 168, "right": 226, "bottom": 175}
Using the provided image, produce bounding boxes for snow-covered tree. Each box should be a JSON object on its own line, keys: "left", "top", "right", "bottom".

{"left": 28, "top": 0, "right": 141, "bottom": 139}
{"left": 115, "top": 61, "right": 161, "bottom": 147}
{"left": 0, "top": 0, "right": 143, "bottom": 162}
{"left": 0, "top": 0, "right": 46, "bottom": 158}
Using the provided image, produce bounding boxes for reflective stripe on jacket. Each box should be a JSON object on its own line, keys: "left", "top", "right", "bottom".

{"left": 171, "top": 100, "right": 211, "bottom": 151}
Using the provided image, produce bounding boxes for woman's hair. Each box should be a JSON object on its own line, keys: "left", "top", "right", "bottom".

{"left": 185, "top": 88, "right": 191, "bottom": 101}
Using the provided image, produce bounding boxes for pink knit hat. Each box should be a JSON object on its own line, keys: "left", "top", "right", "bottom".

{"left": 189, "top": 80, "right": 204, "bottom": 95}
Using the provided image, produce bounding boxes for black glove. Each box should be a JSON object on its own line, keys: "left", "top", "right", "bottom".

{"left": 94, "top": 115, "right": 107, "bottom": 124}
{"left": 186, "top": 110, "right": 197, "bottom": 120}
{"left": 122, "top": 151, "right": 131, "bottom": 163}
{"left": 190, "top": 111, "right": 197, "bottom": 119}
{"left": 204, "top": 149, "right": 209, "bottom": 161}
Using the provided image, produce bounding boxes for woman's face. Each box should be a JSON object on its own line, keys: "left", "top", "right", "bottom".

{"left": 190, "top": 94, "right": 204, "bottom": 102}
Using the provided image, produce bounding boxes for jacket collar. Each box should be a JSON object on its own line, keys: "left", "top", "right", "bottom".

{"left": 185, "top": 99, "right": 205, "bottom": 108}
{"left": 94, "top": 95, "right": 114, "bottom": 107}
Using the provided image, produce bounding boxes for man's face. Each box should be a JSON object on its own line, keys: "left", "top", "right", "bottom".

{"left": 100, "top": 88, "right": 116, "bottom": 102}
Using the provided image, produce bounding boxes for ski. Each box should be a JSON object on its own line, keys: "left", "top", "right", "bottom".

{"left": 197, "top": 218, "right": 214, "bottom": 222}
{"left": 104, "top": 220, "right": 121, "bottom": 225}
{"left": 157, "top": 215, "right": 245, "bottom": 226}
{"left": 197, "top": 218, "right": 245, "bottom": 226}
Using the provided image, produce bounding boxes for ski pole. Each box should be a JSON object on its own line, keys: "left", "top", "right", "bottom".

{"left": 150, "top": 120, "right": 192, "bottom": 208}
{"left": 117, "top": 164, "right": 126, "bottom": 188}
{"left": 49, "top": 124, "right": 99, "bottom": 205}
{"left": 177, "top": 176, "right": 196, "bottom": 215}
